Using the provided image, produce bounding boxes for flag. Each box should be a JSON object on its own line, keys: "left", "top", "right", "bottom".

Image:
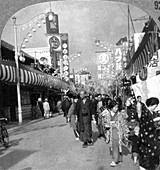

{"left": 116, "top": 37, "right": 127, "bottom": 46}
{"left": 134, "top": 33, "right": 145, "bottom": 51}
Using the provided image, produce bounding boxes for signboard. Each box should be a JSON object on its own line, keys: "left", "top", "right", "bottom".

{"left": 23, "top": 47, "right": 51, "bottom": 66}
{"left": 60, "top": 33, "right": 70, "bottom": 82}
{"left": 98, "top": 53, "right": 109, "bottom": 64}
{"left": 45, "top": 12, "right": 59, "bottom": 34}
{"left": 48, "top": 35, "right": 62, "bottom": 52}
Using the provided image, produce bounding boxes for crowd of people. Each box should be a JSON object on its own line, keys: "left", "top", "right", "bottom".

{"left": 61, "top": 90, "right": 160, "bottom": 170}
{"left": 32, "top": 97, "right": 62, "bottom": 119}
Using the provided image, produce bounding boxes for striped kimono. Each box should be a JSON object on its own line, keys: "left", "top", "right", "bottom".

{"left": 101, "top": 109, "right": 128, "bottom": 163}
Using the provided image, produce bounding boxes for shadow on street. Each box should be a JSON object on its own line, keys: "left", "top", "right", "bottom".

{"left": 122, "top": 145, "right": 130, "bottom": 156}
{"left": 9, "top": 122, "right": 67, "bottom": 136}
{"left": 0, "top": 138, "right": 24, "bottom": 156}
{"left": 9, "top": 138, "right": 24, "bottom": 147}
{"left": 92, "top": 131, "right": 99, "bottom": 144}
{"left": 0, "top": 149, "right": 37, "bottom": 170}
{"left": 20, "top": 167, "right": 32, "bottom": 170}
{"left": 96, "top": 166, "right": 106, "bottom": 170}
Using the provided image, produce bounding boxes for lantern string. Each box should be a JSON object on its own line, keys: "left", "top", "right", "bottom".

{"left": 17, "top": 13, "right": 46, "bottom": 26}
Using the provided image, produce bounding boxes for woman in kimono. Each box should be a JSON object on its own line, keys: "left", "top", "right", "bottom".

{"left": 101, "top": 100, "right": 128, "bottom": 167}
{"left": 139, "top": 97, "right": 160, "bottom": 170}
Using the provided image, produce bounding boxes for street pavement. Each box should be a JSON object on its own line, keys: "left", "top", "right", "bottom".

{"left": 0, "top": 114, "right": 140, "bottom": 170}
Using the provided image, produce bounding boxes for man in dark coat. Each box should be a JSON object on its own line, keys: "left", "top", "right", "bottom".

{"left": 75, "top": 90, "right": 93, "bottom": 148}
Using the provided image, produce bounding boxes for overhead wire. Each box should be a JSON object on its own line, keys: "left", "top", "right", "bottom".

{"left": 116, "top": 1, "right": 136, "bottom": 35}
{"left": 116, "top": 1, "right": 128, "bottom": 18}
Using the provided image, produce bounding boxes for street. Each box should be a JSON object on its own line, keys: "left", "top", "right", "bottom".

{"left": 0, "top": 115, "right": 139, "bottom": 170}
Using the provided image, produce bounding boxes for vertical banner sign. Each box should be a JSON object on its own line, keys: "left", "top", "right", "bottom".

{"left": 50, "top": 50, "right": 59, "bottom": 69}
{"left": 46, "top": 12, "right": 59, "bottom": 34}
{"left": 60, "top": 33, "right": 70, "bottom": 82}
{"left": 95, "top": 51, "right": 110, "bottom": 80}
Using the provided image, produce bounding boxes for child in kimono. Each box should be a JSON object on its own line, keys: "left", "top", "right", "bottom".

{"left": 127, "top": 120, "right": 140, "bottom": 165}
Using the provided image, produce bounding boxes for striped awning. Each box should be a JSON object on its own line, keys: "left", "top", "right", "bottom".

{"left": 0, "top": 60, "right": 70, "bottom": 90}
{"left": 125, "top": 19, "right": 160, "bottom": 79}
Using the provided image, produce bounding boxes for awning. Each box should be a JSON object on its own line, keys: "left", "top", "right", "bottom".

{"left": 0, "top": 60, "right": 70, "bottom": 90}
{"left": 125, "top": 19, "right": 160, "bottom": 78}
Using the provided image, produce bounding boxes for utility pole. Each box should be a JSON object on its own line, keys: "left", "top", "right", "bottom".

{"left": 13, "top": 16, "right": 23, "bottom": 125}
{"left": 128, "top": 5, "right": 130, "bottom": 50}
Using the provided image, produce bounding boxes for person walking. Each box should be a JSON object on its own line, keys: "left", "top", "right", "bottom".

{"left": 75, "top": 90, "right": 93, "bottom": 148}
{"left": 67, "top": 94, "right": 79, "bottom": 140}
{"left": 135, "top": 95, "right": 145, "bottom": 122}
{"left": 138, "top": 97, "right": 160, "bottom": 170}
{"left": 37, "top": 97, "right": 44, "bottom": 117}
{"left": 43, "top": 98, "right": 50, "bottom": 119}
{"left": 97, "top": 94, "right": 106, "bottom": 139}
{"left": 61, "top": 95, "right": 72, "bottom": 123}
{"left": 125, "top": 95, "right": 137, "bottom": 122}
{"left": 57, "top": 100, "right": 62, "bottom": 115}
{"left": 101, "top": 100, "right": 128, "bottom": 167}
{"left": 127, "top": 120, "right": 140, "bottom": 165}
{"left": 89, "top": 94, "right": 97, "bottom": 137}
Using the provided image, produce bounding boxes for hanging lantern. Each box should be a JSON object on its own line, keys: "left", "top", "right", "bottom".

{"left": 21, "top": 44, "right": 26, "bottom": 48}
{"left": 28, "top": 33, "right": 32, "bottom": 37}
{"left": 37, "top": 23, "right": 41, "bottom": 28}
{"left": 22, "top": 57, "right": 25, "bottom": 62}
{"left": 48, "top": 12, "right": 54, "bottom": 21}
{"left": 32, "top": 28, "right": 36, "bottom": 32}
{"left": 39, "top": 15, "right": 43, "bottom": 19}
{"left": 123, "top": 61, "right": 128, "bottom": 68}
{"left": 25, "top": 38, "right": 28, "bottom": 42}
{"left": 42, "top": 20, "right": 46, "bottom": 24}
{"left": 19, "top": 55, "right": 25, "bottom": 62}
{"left": 95, "top": 40, "right": 100, "bottom": 47}
{"left": 77, "top": 52, "right": 81, "bottom": 57}
{"left": 122, "top": 56, "right": 127, "bottom": 62}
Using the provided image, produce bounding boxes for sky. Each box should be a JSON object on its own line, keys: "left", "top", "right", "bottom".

{"left": 1, "top": 1, "right": 147, "bottom": 77}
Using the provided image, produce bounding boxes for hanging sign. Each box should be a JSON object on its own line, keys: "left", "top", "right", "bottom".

{"left": 45, "top": 12, "right": 59, "bottom": 34}
{"left": 60, "top": 33, "right": 70, "bottom": 82}
{"left": 48, "top": 35, "right": 61, "bottom": 52}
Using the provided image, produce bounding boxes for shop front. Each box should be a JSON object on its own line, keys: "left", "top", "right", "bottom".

{"left": 0, "top": 60, "right": 70, "bottom": 121}
{"left": 125, "top": 18, "right": 160, "bottom": 80}
{"left": 125, "top": 18, "right": 160, "bottom": 105}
